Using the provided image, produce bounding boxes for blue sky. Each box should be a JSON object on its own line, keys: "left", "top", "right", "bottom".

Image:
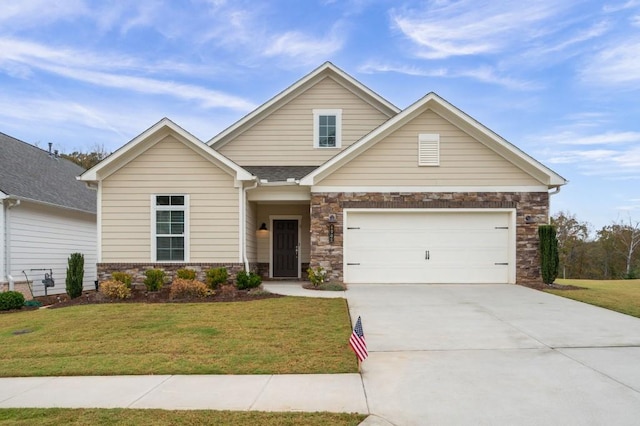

{"left": 1, "top": 0, "right": 638, "bottom": 231}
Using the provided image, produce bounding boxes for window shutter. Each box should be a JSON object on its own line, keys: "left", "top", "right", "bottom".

{"left": 418, "top": 133, "right": 440, "bottom": 166}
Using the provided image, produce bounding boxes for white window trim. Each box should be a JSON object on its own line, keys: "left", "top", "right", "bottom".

{"left": 313, "top": 109, "right": 342, "bottom": 149}
{"left": 418, "top": 133, "right": 440, "bottom": 166}
{"left": 151, "top": 194, "right": 190, "bottom": 262}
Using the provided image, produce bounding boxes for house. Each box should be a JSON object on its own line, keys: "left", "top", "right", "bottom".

{"left": 80, "top": 62, "right": 566, "bottom": 286}
{"left": 1, "top": 133, "right": 97, "bottom": 298}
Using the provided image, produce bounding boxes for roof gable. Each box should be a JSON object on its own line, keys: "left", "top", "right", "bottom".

{"left": 0, "top": 132, "right": 96, "bottom": 213}
{"left": 208, "top": 62, "right": 400, "bottom": 150}
{"left": 300, "top": 93, "right": 567, "bottom": 188}
{"left": 80, "top": 118, "right": 253, "bottom": 183}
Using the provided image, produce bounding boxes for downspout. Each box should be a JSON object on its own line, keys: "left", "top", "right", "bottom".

{"left": 4, "top": 198, "right": 21, "bottom": 290}
{"left": 548, "top": 186, "right": 561, "bottom": 224}
{"left": 241, "top": 179, "right": 258, "bottom": 271}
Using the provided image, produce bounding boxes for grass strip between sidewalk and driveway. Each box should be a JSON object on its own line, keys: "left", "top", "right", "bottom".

{"left": 0, "top": 297, "right": 357, "bottom": 376}
{"left": 0, "top": 408, "right": 367, "bottom": 425}
{"left": 546, "top": 279, "right": 640, "bottom": 318}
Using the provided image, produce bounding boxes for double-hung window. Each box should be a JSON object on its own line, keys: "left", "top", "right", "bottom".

{"left": 313, "top": 109, "right": 342, "bottom": 148}
{"left": 153, "top": 195, "right": 187, "bottom": 261}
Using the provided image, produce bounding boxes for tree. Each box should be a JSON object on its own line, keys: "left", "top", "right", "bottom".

{"left": 66, "top": 252, "right": 85, "bottom": 298}
{"left": 551, "top": 211, "right": 590, "bottom": 279}
{"left": 61, "top": 144, "right": 110, "bottom": 169}
{"left": 539, "top": 225, "right": 559, "bottom": 284}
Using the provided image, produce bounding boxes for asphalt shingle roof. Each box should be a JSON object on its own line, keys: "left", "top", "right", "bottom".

{"left": 0, "top": 132, "right": 96, "bottom": 213}
{"left": 243, "top": 166, "right": 318, "bottom": 182}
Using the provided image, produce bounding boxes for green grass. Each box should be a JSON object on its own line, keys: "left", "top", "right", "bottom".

{"left": 546, "top": 279, "right": 640, "bottom": 318}
{"left": 0, "top": 298, "right": 357, "bottom": 377}
{"left": 0, "top": 408, "right": 367, "bottom": 425}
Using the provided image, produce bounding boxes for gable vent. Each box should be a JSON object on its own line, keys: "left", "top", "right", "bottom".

{"left": 418, "top": 133, "right": 440, "bottom": 166}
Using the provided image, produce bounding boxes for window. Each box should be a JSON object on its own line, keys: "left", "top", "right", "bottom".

{"left": 313, "top": 109, "right": 342, "bottom": 148}
{"left": 153, "top": 195, "right": 187, "bottom": 261}
{"left": 418, "top": 133, "right": 440, "bottom": 166}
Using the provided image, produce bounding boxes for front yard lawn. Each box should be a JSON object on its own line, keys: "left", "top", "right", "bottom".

{"left": 0, "top": 408, "right": 366, "bottom": 426}
{"left": 546, "top": 279, "right": 640, "bottom": 318}
{"left": 0, "top": 298, "right": 356, "bottom": 376}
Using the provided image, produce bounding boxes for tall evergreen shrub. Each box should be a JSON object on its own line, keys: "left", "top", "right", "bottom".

{"left": 66, "top": 252, "right": 85, "bottom": 298}
{"left": 538, "top": 225, "right": 559, "bottom": 284}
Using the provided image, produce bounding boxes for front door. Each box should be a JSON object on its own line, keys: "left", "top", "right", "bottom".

{"left": 273, "top": 220, "right": 299, "bottom": 277}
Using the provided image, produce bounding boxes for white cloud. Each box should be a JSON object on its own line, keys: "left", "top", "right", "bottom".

{"left": 0, "top": 37, "right": 255, "bottom": 111}
{"left": 542, "top": 130, "right": 640, "bottom": 145}
{"left": 264, "top": 29, "right": 345, "bottom": 63}
{"left": 358, "top": 61, "right": 537, "bottom": 90}
{"left": 580, "top": 37, "right": 640, "bottom": 87}
{"left": 391, "top": 1, "right": 565, "bottom": 59}
{"left": 0, "top": 0, "right": 87, "bottom": 29}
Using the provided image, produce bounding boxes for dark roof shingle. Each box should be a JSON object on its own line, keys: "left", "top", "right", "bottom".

{"left": 243, "top": 166, "right": 318, "bottom": 182}
{"left": 0, "top": 132, "right": 96, "bottom": 213}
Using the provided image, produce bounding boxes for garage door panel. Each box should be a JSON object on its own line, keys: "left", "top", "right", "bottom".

{"left": 344, "top": 211, "right": 513, "bottom": 284}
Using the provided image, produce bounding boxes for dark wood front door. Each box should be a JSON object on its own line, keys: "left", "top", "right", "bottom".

{"left": 273, "top": 220, "right": 298, "bottom": 277}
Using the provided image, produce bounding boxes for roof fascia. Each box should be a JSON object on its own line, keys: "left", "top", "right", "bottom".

{"left": 80, "top": 118, "right": 253, "bottom": 182}
{"left": 207, "top": 62, "right": 400, "bottom": 149}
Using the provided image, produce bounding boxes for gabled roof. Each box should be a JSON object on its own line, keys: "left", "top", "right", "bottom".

{"left": 208, "top": 62, "right": 400, "bottom": 149}
{"left": 0, "top": 132, "right": 96, "bottom": 213}
{"left": 300, "top": 92, "right": 567, "bottom": 188}
{"left": 80, "top": 118, "right": 253, "bottom": 183}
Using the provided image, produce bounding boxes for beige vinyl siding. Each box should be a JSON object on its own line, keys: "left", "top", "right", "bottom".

{"left": 318, "top": 109, "right": 542, "bottom": 187}
{"left": 246, "top": 201, "right": 257, "bottom": 263}
{"left": 218, "top": 76, "right": 391, "bottom": 166}
{"left": 256, "top": 204, "right": 310, "bottom": 263}
{"left": 101, "top": 135, "right": 240, "bottom": 263}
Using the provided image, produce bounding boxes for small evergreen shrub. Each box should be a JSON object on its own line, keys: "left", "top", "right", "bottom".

{"left": 24, "top": 300, "right": 43, "bottom": 308}
{"left": 176, "top": 268, "right": 197, "bottom": 280}
{"left": 538, "top": 225, "right": 559, "bottom": 285}
{"left": 144, "top": 269, "right": 165, "bottom": 291}
{"left": 236, "top": 270, "right": 262, "bottom": 290}
{"left": 66, "top": 252, "right": 85, "bottom": 299}
{"left": 100, "top": 280, "right": 132, "bottom": 300}
{"left": 205, "top": 267, "right": 228, "bottom": 289}
{"left": 170, "top": 278, "right": 209, "bottom": 299}
{"left": 111, "top": 272, "right": 132, "bottom": 288}
{"left": 0, "top": 291, "right": 25, "bottom": 311}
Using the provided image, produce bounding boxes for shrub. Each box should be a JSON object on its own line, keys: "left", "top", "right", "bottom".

{"left": 539, "top": 225, "right": 559, "bottom": 285}
{"left": 99, "top": 280, "right": 132, "bottom": 300}
{"left": 111, "top": 272, "right": 132, "bottom": 288}
{"left": 236, "top": 270, "right": 262, "bottom": 290}
{"left": 176, "top": 268, "right": 197, "bottom": 280}
{"left": 66, "top": 252, "right": 85, "bottom": 299}
{"left": 170, "top": 278, "right": 209, "bottom": 299}
{"left": 205, "top": 267, "right": 228, "bottom": 289}
{"left": 0, "top": 291, "right": 25, "bottom": 311}
{"left": 144, "top": 269, "right": 165, "bottom": 291}
{"left": 307, "top": 266, "right": 327, "bottom": 287}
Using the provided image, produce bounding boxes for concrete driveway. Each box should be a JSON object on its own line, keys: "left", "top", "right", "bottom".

{"left": 347, "top": 284, "right": 640, "bottom": 426}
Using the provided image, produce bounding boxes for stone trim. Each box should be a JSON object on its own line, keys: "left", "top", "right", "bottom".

{"left": 97, "top": 262, "right": 252, "bottom": 286}
{"left": 310, "top": 191, "right": 549, "bottom": 286}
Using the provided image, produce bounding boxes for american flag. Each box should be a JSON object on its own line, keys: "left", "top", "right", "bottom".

{"left": 349, "top": 316, "right": 368, "bottom": 362}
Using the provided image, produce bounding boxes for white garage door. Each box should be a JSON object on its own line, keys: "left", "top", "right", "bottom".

{"left": 344, "top": 210, "right": 513, "bottom": 284}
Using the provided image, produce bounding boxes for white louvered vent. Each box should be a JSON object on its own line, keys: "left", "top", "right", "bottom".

{"left": 418, "top": 133, "right": 440, "bottom": 166}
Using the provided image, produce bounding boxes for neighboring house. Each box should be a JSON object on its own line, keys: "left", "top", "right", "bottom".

{"left": 81, "top": 62, "right": 566, "bottom": 286}
{"left": 0, "top": 133, "right": 97, "bottom": 298}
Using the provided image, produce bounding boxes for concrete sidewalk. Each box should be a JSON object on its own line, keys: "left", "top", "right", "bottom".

{"left": 0, "top": 374, "right": 368, "bottom": 413}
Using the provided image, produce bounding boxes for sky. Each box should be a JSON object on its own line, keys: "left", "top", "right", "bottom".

{"left": 0, "top": 0, "right": 639, "bottom": 232}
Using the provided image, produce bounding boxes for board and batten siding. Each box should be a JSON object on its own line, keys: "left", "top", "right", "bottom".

{"left": 218, "top": 76, "right": 391, "bottom": 166}
{"left": 318, "top": 110, "right": 542, "bottom": 187}
{"left": 101, "top": 135, "right": 240, "bottom": 263}
{"left": 8, "top": 201, "right": 97, "bottom": 297}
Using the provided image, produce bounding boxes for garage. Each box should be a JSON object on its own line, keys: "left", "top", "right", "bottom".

{"left": 343, "top": 209, "right": 515, "bottom": 284}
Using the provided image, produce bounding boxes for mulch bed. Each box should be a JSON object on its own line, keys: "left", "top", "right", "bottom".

{"left": 545, "top": 283, "right": 586, "bottom": 291}
{"left": 13, "top": 285, "right": 282, "bottom": 311}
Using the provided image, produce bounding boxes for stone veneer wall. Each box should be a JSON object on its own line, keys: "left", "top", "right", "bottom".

{"left": 310, "top": 192, "right": 549, "bottom": 286}
{"left": 98, "top": 263, "right": 255, "bottom": 287}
